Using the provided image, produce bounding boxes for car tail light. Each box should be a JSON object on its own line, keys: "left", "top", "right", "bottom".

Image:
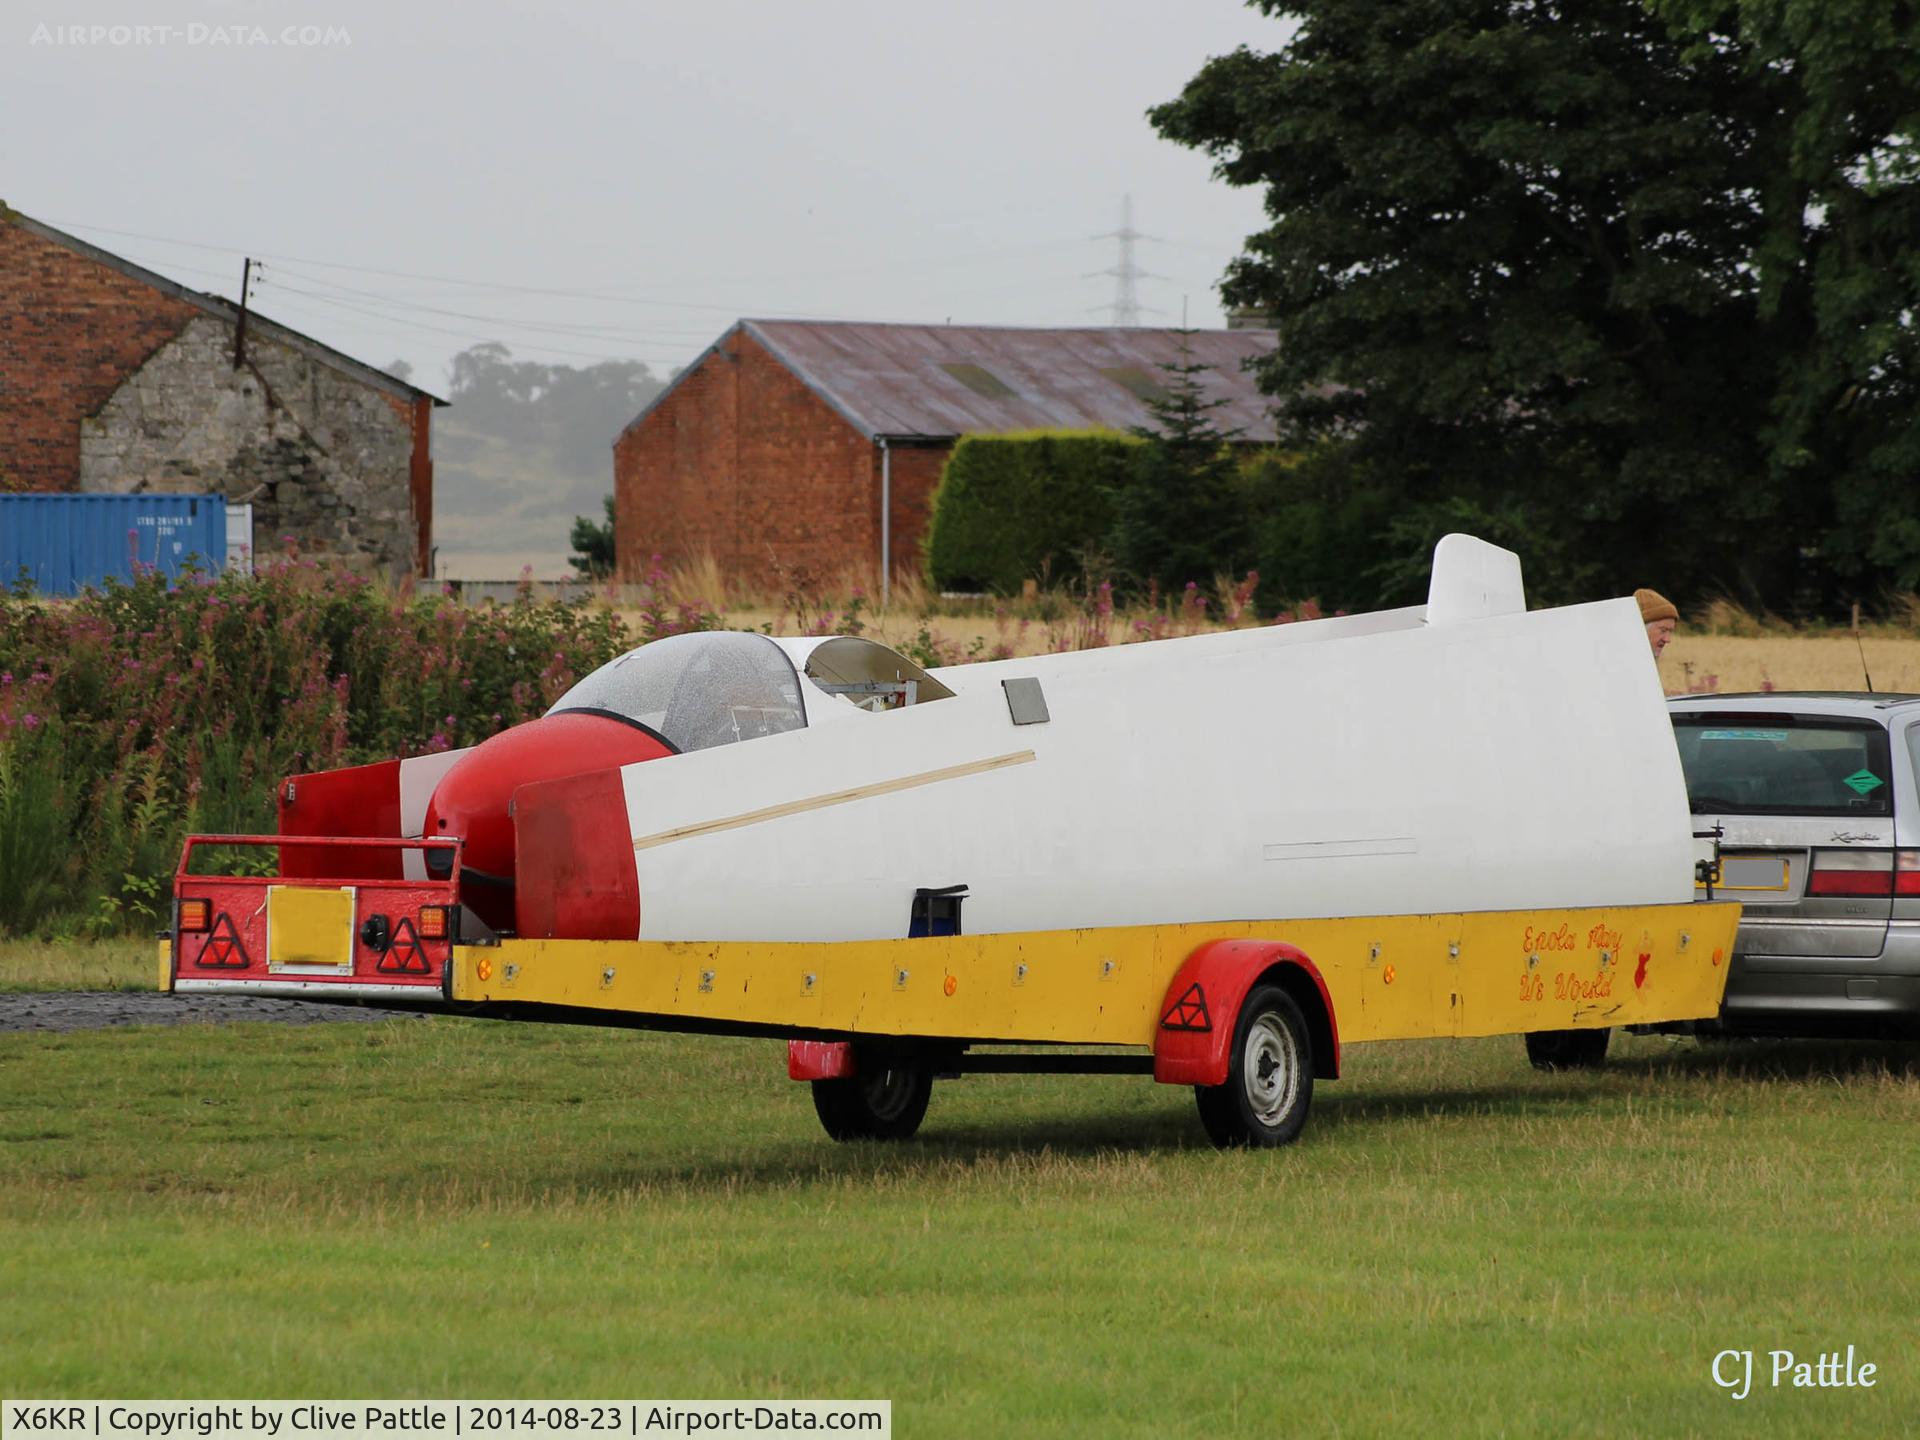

{"left": 1897, "top": 850, "right": 1920, "bottom": 897}
{"left": 178, "top": 898, "right": 210, "bottom": 932}
{"left": 417, "top": 905, "right": 449, "bottom": 940}
{"left": 1807, "top": 848, "right": 1894, "bottom": 897}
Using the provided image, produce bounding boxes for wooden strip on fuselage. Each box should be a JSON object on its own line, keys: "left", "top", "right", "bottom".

{"left": 630, "top": 750, "right": 1037, "bottom": 852}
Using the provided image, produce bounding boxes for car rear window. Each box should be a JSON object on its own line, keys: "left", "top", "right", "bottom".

{"left": 1671, "top": 715, "right": 1893, "bottom": 816}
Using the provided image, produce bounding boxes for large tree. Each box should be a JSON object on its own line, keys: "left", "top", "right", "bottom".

{"left": 1153, "top": 0, "right": 1919, "bottom": 610}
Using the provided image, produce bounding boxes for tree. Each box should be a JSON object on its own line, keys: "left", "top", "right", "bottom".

{"left": 1653, "top": 1, "right": 1920, "bottom": 591}
{"left": 570, "top": 495, "right": 616, "bottom": 580}
{"left": 1108, "top": 332, "right": 1251, "bottom": 598}
{"left": 445, "top": 343, "right": 664, "bottom": 473}
{"left": 1152, "top": 0, "right": 1920, "bottom": 611}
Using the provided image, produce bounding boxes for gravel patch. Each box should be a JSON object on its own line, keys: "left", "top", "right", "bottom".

{"left": 0, "top": 991, "right": 426, "bottom": 1033}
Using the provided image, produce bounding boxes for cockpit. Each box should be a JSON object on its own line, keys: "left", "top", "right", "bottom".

{"left": 546, "top": 632, "right": 954, "bottom": 754}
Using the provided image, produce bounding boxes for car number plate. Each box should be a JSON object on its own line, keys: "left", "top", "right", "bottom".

{"left": 1708, "top": 855, "right": 1791, "bottom": 892}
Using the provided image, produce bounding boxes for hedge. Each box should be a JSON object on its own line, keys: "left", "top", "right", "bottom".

{"left": 924, "top": 431, "right": 1138, "bottom": 593}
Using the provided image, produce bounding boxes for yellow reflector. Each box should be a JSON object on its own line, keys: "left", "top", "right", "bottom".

{"left": 418, "top": 906, "right": 448, "bottom": 940}
{"left": 267, "top": 885, "right": 356, "bottom": 970}
{"left": 476, "top": 957, "right": 493, "bottom": 982}
{"left": 178, "top": 898, "right": 209, "bottom": 932}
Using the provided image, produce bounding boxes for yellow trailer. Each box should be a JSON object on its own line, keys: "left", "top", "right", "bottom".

{"left": 167, "top": 840, "right": 1736, "bottom": 1147}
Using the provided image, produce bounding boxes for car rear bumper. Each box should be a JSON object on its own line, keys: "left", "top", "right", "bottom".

{"left": 1718, "top": 968, "right": 1920, "bottom": 1038}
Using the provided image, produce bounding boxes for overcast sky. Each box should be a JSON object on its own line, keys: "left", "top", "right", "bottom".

{"left": 5, "top": 0, "right": 1295, "bottom": 391}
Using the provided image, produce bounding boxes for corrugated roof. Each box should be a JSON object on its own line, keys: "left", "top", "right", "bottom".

{"left": 623, "top": 320, "right": 1279, "bottom": 443}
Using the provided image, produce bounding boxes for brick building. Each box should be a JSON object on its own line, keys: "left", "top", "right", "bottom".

{"left": 0, "top": 208, "right": 444, "bottom": 579}
{"left": 613, "top": 320, "right": 1277, "bottom": 590}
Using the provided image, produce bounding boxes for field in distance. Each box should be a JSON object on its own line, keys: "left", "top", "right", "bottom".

{"left": 686, "top": 602, "right": 1920, "bottom": 695}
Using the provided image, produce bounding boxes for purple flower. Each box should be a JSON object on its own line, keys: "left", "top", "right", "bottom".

{"left": 23, "top": 713, "right": 40, "bottom": 729}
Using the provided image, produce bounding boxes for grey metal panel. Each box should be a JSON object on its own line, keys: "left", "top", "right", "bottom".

{"left": 1001, "top": 677, "right": 1050, "bottom": 726}
{"left": 741, "top": 320, "right": 1281, "bottom": 441}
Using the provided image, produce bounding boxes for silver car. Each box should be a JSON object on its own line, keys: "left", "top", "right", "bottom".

{"left": 1667, "top": 693, "right": 1920, "bottom": 1038}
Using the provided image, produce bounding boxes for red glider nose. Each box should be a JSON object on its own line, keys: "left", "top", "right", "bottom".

{"left": 424, "top": 710, "right": 674, "bottom": 931}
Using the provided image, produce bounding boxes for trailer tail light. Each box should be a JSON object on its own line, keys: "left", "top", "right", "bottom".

{"left": 418, "top": 905, "right": 449, "bottom": 940}
{"left": 1807, "top": 849, "right": 1894, "bottom": 898}
{"left": 178, "top": 898, "right": 210, "bottom": 932}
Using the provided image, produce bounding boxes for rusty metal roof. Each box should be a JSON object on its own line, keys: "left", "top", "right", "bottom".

{"left": 625, "top": 320, "right": 1279, "bottom": 443}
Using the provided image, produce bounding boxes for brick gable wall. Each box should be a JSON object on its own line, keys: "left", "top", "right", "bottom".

{"left": 0, "top": 219, "right": 197, "bottom": 492}
{"left": 614, "top": 329, "right": 956, "bottom": 590}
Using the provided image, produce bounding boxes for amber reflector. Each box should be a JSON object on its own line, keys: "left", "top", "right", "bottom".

{"left": 178, "top": 899, "right": 210, "bottom": 932}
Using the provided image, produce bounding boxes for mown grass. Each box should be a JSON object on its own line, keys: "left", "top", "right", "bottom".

{"left": 0, "top": 937, "right": 154, "bottom": 992}
{"left": 1, "top": 1016, "right": 1914, "bottom": 1436}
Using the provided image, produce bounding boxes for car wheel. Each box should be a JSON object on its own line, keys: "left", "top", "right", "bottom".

{"left": 810, "top": 1054, "right": 932, "bottom": 1141}
{"left": 1524, "top": 1027, "right": 1611, "bottom": 1071}
{"left": 1195, "top": 983, "right": 1314, "bottom": 1148}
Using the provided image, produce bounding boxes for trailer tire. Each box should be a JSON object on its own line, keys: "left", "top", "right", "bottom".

{"left": 1194, "top": 983, "right": 1313, "bottom": 1148}
{"left": 810, "top": 1057, "right": 932, "bottom": 1141}
{"left": 1524, "top": 1027, "right": 1611, "bottom": 1071}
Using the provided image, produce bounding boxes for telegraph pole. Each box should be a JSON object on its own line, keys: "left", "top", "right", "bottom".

{"left": 233, "top": 257, "right": 254, "bottom": 368}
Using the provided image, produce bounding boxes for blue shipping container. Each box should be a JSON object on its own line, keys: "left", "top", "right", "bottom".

{"left": 0, "top": 493, "right": 228, "bottom": 597}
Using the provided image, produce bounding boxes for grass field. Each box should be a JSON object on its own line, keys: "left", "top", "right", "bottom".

{"left": 6, "top": 619, "right": 1918, "bottom": 1433}
{"left": 0, "top": 938, "right": 154, "bottom": 993}
{"left": 2, "top": 985, "right": 1915, "bottom": 1435}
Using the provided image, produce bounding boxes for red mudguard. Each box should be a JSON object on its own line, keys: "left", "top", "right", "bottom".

{"left": 1153, "top": 939, "right": 1341, "bottom": 1085}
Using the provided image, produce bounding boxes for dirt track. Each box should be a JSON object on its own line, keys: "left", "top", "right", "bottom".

{"left": 0, "top": 991, "right": 425, "bottom": 1034}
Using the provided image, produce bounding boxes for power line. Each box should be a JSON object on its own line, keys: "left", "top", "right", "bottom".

{"left": 260, "top": 284, "right": 683, "bottom": 366}
{"left": 97, "top": 245, "right": 687, "bottom": 364}
{"left": 39, "top": 212, "right": 1069, "bottom": 321}
{"left": 266, "top": 266, "right": 723, "bottom": 342}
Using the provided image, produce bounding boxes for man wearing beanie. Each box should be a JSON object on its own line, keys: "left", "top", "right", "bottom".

{"left": 1636, "top": 588, "right": 1678, "bottom": 657}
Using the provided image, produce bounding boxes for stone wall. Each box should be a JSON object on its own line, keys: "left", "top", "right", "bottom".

{"left": 79, "top": 315, "right": 419, "bottom": 578}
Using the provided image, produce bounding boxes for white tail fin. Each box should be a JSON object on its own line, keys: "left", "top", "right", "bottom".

{"left": 1426, "top": 533, "right": 1525, "bottom": 624}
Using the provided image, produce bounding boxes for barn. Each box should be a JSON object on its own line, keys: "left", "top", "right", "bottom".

{"left": 612, "top": 320, "right": 1277, "bottom": 591}
{"left": 0, "top": 207, "right": 445, "bottom": 580}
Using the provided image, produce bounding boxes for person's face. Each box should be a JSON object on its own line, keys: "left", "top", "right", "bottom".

{"left": 1647, "top": 618, "right": 1676, "bottom": 656}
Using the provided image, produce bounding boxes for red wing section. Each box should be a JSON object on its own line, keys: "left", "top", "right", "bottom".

{"left": 512, "top": 768, "right": 641, "bottom": 940}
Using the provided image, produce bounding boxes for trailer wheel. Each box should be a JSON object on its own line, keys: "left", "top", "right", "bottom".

{"left": 1195, "top": 983, "right": 1314, "bottom": 1148}
{"left": 810, "top": 1056, "right": 932, "bottom": 1142}
{"left": 1524, "top": 1027, "right": 1611, "bottom": 1071}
